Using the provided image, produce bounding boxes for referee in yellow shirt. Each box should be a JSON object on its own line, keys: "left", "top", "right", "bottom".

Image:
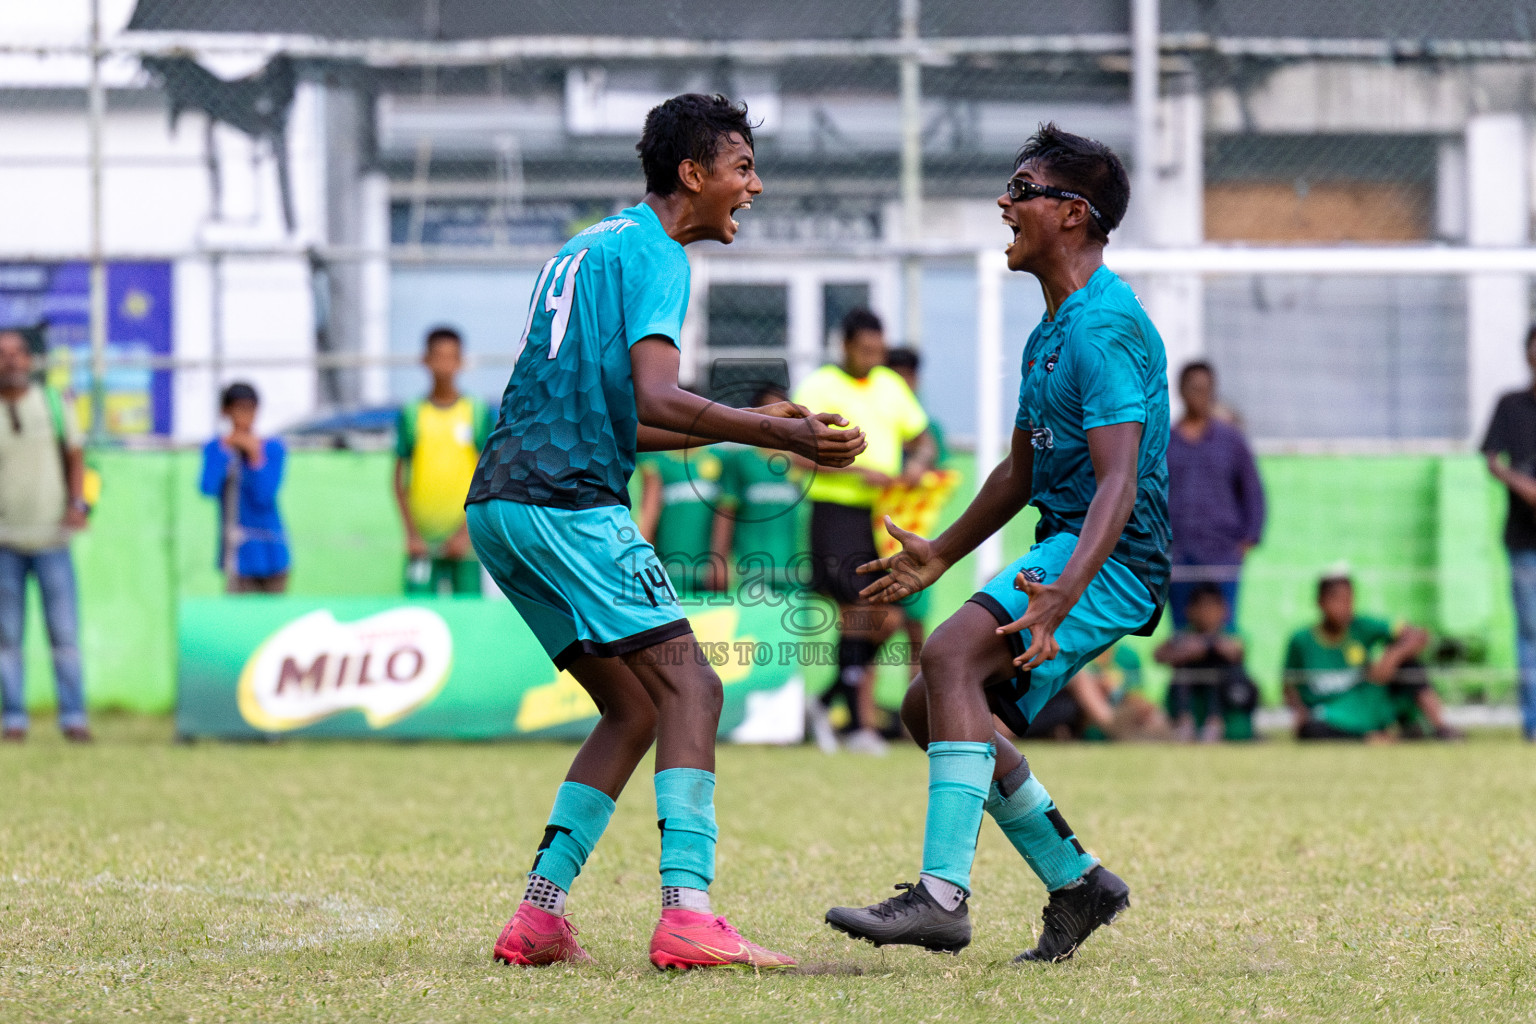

{"left": 794, "top": 309, "right": 936, "bottom": 753}
{"left": 394, "top": 327, "right": 494, "bottom": 595}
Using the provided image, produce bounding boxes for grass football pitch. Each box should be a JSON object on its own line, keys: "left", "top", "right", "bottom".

{"left": 3, "top": 718, "right": 1535, "bottom": 1023}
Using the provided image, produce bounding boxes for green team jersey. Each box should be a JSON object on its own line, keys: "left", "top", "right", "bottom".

{"left": 718, "top": 443, "right": 803, "bottom": 590}
{"left": 1107, "top": 643, "right": 1144, "bottom": 695}
{"left": 1283, "top": 616, "right": 1400, "bottom": 734}
{"left": 927, "top": 418, "right": 950, "bottom": 468}
{"left": 637, "top": 449, "right": 723, "bottom": 591}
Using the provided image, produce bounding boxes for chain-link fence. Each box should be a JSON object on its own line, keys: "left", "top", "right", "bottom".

{"left": 6, "top": 2, "right": 1536, "bottom": 444}
{"left": 5, "top": 1, "right": 1536, "bottom": 711}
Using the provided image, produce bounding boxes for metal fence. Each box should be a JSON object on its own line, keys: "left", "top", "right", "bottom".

{"left": 5, "top": 1, "right": 1536, "bottom": 708}
{"left": 4, "top": 0, "right": 1536, "bottom": 455}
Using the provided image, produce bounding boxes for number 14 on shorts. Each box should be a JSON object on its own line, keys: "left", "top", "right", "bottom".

{"left": 631, "top": 563, "right": 678, "bottom": 608}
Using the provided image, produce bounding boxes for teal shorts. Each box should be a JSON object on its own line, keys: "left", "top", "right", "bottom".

{"left": 970, "top": 531, "right": 1158, "bottom": 731}
{"left": 466, "top": 500, "right": 691, "bottom": 669}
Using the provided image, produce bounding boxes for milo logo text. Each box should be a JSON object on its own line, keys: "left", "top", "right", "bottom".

{"left": 237, "top": 608, "right": 452, "bottom": 731}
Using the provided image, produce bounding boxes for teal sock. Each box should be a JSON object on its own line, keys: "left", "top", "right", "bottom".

{"left": 530, "top": 781, "right": 616, "bottom": 892}
{"left": 655, "top": 767, "right": 718, "bottom": 891}
{"left": 984, "top": 775, "right": 1098, "bottom": 890}
{"left": 920, "top": 741, "right": 996, "bottom": 892}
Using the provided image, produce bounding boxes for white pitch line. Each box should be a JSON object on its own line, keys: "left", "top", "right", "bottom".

{"left": 4, "top": 873, "right": 402, "bottom": 973}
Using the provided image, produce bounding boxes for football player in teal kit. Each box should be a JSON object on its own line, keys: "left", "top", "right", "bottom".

{"left": 827, "top": 123, "right": 1170, "bottom": 964}
{"left": 468, "top": 94, "right": 865, "bottom": 970}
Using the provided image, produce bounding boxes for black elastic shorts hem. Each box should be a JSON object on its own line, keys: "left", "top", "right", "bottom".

{"left": 968, "top": 593, "right": 1025, "bottom": 671}
{"left": 967, "top": 593, "right": 1035, "bottom": 735}
{"left": 810, "top": 501, "right": 880, "bottom": 606}
{"left": 552, "top": 618, "right": 693, "bottom": 671}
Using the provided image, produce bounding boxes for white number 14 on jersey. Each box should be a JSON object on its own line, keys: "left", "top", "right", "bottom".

{"left": 513, "top": 248, "right": 590, "bottom": 368}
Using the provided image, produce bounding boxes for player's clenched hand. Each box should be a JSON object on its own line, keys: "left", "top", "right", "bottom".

{"left": 996, "top": 574, "right": 1072, "bottom": 670}
{"left": 787, "top": 412, "right": 866, "bottom": 468}
{"left": 856, "top": 516, "right": 949, "bottom": 603}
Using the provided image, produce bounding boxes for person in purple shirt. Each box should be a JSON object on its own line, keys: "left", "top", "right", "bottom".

{"left": 1166, "top": 361, "right": 1265, "bottom": 628}
{"left": 199, "top": 382, "right": 290, "bottom": 593}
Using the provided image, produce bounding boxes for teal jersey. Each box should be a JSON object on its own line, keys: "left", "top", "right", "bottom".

{"left": 1015, "top": 265, "right": 1171, "bottom": 595}
{"left": 468, "top": 203, "right": 690, "bottom": 510}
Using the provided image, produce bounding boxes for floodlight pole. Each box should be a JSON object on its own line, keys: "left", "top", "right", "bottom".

{"left": 87, "top": 0, "right": 108, "bottom": 445}
{"left": 1131, "top": 0, "right": 1159, "bottom": 226}
{"left": 974, "top": 249, "right": 1006, "bottom": 586}
{"left": 898, "top": 0, "right": 922, "bottom": 347}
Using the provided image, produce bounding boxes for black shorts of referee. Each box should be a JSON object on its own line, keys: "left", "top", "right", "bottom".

{"left": 810, "top": 501, "right": 881, "bottom": 605}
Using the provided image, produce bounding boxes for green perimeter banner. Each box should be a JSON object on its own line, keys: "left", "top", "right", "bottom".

{"left": 177, "top": 596, "right": 824, "bottom": 741}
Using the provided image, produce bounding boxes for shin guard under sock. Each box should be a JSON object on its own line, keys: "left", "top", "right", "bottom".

{"left": 984, "top": 770, "right": 1098, "bottom": 890}
{"left": 920, "top": 740, "right": 996, "bottom": 892}
{"left": 529, "top": 781, "right": 616, "bottom": 894}
{"left": 655, "top": 767, "right": 718, "bottom": 891}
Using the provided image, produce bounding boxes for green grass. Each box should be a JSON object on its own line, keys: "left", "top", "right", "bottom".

{"left": 4, "top": 719, "right": 1536, "bottom": 1023}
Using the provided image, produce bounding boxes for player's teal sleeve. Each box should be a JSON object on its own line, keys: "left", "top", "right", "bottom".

{"left": 394, "top": 403, "right": 415, "bottom": 460}
{"left": 1077, "top": 311, "right": 1150, "bottom": 430}
{"left": 621, "top": 237, "right": 690, "bottom": 349}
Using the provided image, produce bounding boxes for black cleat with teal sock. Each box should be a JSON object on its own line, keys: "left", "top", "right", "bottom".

{"left": 825, "top": 882, "right": 971, "bottom": 953}
{"left": 1015, "top": 866, "right": 1130, "bottom": 963}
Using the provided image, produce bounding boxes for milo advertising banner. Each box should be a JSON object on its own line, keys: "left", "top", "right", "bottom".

{"left": 176, "top": 596, "right": 817, "bottom": 742}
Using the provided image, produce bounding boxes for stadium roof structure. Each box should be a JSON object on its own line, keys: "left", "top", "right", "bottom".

{"left": 125, "top": 0, "right": 1536, "bottom": 50}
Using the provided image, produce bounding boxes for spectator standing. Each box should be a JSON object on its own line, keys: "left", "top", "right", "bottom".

{"left": 1166, "top": 361, "right": 1265, "bottom": 628}
{"left": 1283, "top": 571, "right": 1460, "bottom": 742}
{"left": 885, "top": 347, "right": 949, "bottom": 679}
{"left": 0, "top": 330, "right": 91, "bottom": 742}
{"left": 793, "top": 309, "right": 935, "bottom": 754}
{"left": 1480, "top": 324, "right": 1536, "bottom": 742}
{"left": 200, "top": 382, "right": 289, "bottom": 593}
{"left": 394, "top": 327, "right": 493, "bottom": 596}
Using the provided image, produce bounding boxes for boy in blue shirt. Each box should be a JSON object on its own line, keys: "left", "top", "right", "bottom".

{"left": 827, "top": 124, "right": 1170, "bottom": 964}
{"left": 199, "top": 382, "right": 289, "bottom": 593}
{"left": 467, "top": 94, "right": 865, "bottom": 970}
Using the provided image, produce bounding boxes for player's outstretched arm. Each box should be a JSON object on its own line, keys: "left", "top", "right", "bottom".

{"left": 998, "top": 420, "right": 1141, "bottom": 669}
{"left": 855, "top": 427, "right": 1034, "bottom": 603}
{"left": 631, "top": 338, "right": 866, "bottom": 465}
{"left": 637, "top": 402, "right": 810, "bottom": 452}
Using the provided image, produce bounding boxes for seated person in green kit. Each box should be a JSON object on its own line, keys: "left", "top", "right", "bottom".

{"left": 711, "top": 385, "right": 805, "bottom": 597}
{"left": 637, "top": 443, "right": 728, "bottom": 596}
{"left": 1020, "top": 644, "right": 1147, "bottom": 742}
{"left": 1155, "top": 583, "right": 1258, "bottom": 742}
{"left": 1284, "top": 569, "right": 1461, "bottom": 742}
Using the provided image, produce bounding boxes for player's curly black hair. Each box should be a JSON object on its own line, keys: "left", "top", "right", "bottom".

{"left": 637, "top": 93, "right": 757, "bottom": 197}
{"left": 1014, "top": 122, "right": 1130, "bottom": 242}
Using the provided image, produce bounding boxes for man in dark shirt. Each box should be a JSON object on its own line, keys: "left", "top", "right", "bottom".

{"left": 1166, "top": 361, "right": 1265, "bottom": 628}
{"left": 1481, "top": 324, "right": 1536, "bottom": 742}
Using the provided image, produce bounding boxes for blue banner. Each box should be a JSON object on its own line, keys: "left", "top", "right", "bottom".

{"left": 0, "top": 261, "right": 174, "bottom": 436}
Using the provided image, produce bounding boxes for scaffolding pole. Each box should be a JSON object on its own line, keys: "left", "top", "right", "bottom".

{"left": 1131, "top": 0, "right": 1160, "bottom": 226}
{"left": 87, "top": 0, "right": 108, "bottom": 445}
{"left": 898, "top": 0, "right": 923, "bottom": 348}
